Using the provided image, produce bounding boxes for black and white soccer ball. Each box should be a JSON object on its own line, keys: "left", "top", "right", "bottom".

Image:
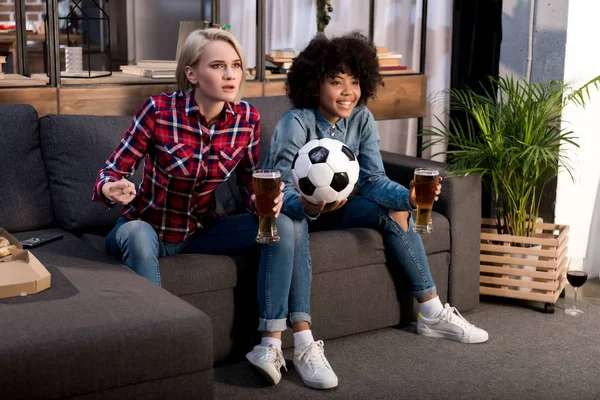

{"left": 291, "top": 138, "right": 360, "bottom": 204}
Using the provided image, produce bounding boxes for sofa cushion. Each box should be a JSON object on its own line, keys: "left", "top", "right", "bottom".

{"left": 0, "top": 104, "right": 54, "bottom": 232}
{"left": 243, "top": 95, "right": 292, "bottom": 162}
{"left": 160, "top": 254, "right": 253, "bottom": 296}
{"left": 39, "top": 114, "right": 140, "bottom": 233}
{"left": 155, "top": 212, "right": 449, "bottom": 297}
{"left": 212, "top": 96, "right": 293, "bottom": 216}
{"left": 310, "top": 212, "right": 450, "bottom": 275}
{"left": 0, "top": 229, "right": 212, "bottom": 400}
{"left": 80, "top": 232, "right": 253, "bottom": 296}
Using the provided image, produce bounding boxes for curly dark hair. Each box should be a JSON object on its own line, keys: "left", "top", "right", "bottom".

{"left": 286, "top": 31, "right": 384, "bottom": 109}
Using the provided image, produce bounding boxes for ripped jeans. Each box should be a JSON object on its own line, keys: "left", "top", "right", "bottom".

{"left": 294, "top": 195, "right": 437, "bottom": 300}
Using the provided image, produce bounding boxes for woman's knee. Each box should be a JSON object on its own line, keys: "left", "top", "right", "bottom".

{"left": 116, "top": 220, "right": 158, "bottom": 250}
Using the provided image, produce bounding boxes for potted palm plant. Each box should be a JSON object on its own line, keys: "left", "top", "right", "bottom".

{"left": 421, "top": 75, "right": 600, "bottom": 312}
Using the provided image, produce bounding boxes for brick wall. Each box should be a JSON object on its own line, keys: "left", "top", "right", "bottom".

{"left": 0, "top": 0, "right": 45, "bottom": 23}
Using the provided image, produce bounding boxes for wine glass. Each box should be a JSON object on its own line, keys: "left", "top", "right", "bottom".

{"left": 565, "top": 266, "right": 588, "bottom": 316}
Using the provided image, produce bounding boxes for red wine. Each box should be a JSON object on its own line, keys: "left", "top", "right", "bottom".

{"left": 567, "top": 271, "right": 588, "bottom": 288}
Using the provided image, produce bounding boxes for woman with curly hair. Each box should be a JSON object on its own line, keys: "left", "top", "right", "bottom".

{"left": 262, "top": 31, "right": 489, "bottom": 389}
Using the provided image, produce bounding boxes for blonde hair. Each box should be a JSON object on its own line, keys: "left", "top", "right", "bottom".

{"left": 176, "top": 28, "right": 246, "bottom": 103}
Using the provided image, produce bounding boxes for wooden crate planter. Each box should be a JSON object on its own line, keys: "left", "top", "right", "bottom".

{"left": 479, "top": 219, "right": 569, "bottom": 307}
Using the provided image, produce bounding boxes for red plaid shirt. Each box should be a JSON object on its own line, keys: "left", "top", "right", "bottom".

{"left": 93, "top": 90, "right": 260, "bottom": 243}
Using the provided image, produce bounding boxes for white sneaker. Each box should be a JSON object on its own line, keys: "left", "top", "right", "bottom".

{"left": 246, "top": 344, "right": 287, "bottom": 385}
{"left": 293, "top": 340, "right": 338, "bottom": 389}
{"left": 417, "top": 303, "right": 489, "bottom": 344}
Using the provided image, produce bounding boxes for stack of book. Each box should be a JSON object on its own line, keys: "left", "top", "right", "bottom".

{"left": 120, "top": 60, "right": 177, "bottom": 79}
{"left": 265, "top": 48, "right": 295, "bottom": 74}
{"left": 0, "top": 55, "right": 5, "bottom": 79}
{"left": 376, "top": 47, "right": 406, "bottom": 72}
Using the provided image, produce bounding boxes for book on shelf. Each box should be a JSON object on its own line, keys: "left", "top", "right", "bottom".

{"left": 378, "top": 65, "right": 408, "bottom": 72}
{"left": 376, "top": 46, "right": 388, "bottom": 54}
{"left": 377, "top": 52, "right": 402, "bottom": 59}
{"left": 120, "top": 65, "right": 175, "bottom": 79}
{"left": 270, "top": 48, "right": 296, "bottom": 58}
{"left": 377, "top": 57, "right": 402, "bottom": 67}
{"left": 0, "top": 55, "right": 6, "bottom": 64}
{"left": 265, "top": 54, "right": 294, "bottom": 64}
{"left": 376, "top": 51, "right": 402, "bottom": 67}
{"left": 0, "top": 72, "right": 4, "bottom": 80}
{"left": 266, "top": 59, "right": 291, "bottom": 71}
{"left": 135, "top": 60, "right": 178, "bottom": 69}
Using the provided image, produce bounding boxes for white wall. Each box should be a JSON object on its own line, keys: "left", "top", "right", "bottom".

{"left": 555, "top": 0, "right": 600, "bottom": 275}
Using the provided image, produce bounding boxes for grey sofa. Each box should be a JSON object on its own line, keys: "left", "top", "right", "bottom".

{"left": 0, "top": 98, "right": 481, "bottom": 400}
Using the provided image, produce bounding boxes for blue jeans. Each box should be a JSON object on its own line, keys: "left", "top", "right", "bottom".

{"left": 105, "top": 214, "right": 312, "bottom": 332}
{"left": 300, "top": 195, "right": 437, "bottom": 300}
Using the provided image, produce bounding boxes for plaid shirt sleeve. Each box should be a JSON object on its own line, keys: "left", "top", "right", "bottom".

{"left": 236, "top": 117, "right": 260, "bottom": 213}
{"left": 92, "top": 97, "right": 156, "bottom": 206}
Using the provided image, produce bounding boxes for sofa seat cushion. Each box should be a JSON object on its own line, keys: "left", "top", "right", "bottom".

{"left": 79, "top": 232, "right": 254, "bottom": 296}
{"left": 160, "top": 253, "right": 253, "bottom": 296}
{"left": 0, "top": 230, "right": 212, "bottom": 400}
{"left": 310, "top": 212, "right": 450, "bottom": 275}
{"left": 0, "top": 104, "right": 54, "bottom": 232}
{"left": 154, "top": 211, "right": 448, "bottom": 297}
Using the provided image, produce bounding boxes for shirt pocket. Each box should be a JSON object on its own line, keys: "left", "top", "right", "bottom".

{"left": 156, "top": 142, "right": 205, "bottom": 178}
{"left": 215, "top": 146, "right": 245, "bottom": 179}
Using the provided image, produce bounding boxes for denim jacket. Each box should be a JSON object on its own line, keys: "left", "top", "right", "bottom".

{"left": 262, "top": 106, "right": 412, "bottom": 221}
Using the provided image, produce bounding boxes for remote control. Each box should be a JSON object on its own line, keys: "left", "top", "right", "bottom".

{"left": 21, "top": 233, "right": 64, "bottom": 248}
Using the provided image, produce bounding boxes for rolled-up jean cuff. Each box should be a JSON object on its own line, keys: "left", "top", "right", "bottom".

{"left": 413, "top": 285, "right": 437, "bottom": 300}
{"left": 258, "top": 318, "right": 288, "bottom": 332}
{"left": 289, "top": 312, "right": 312, "bottom": 326}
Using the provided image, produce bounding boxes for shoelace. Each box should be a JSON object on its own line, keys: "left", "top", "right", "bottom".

{"left": 298, "top": 340, "right": 329, "bottom": 371}
{"left": 265, "top": 344, "right": 287, "bottom": 371}
{"left": 442, "top": 304, "right": 472, "bottom": 330}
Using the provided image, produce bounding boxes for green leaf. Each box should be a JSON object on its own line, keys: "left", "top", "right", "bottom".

{"left": 421, "top": 74, "right": 600, "bottom": 236}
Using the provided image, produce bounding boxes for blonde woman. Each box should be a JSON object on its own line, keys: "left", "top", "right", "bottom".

{"left": 93, "top": 29, "right": 319, "bottom": 387}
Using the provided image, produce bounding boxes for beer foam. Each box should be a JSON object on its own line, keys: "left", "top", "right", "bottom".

{"left": 253, "top": 171, "right": 281, "bottom": 179}
{"left": 414, "top": 169, "right": 439, "bottom": 176}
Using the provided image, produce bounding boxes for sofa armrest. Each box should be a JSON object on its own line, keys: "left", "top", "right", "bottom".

{"left": 381, "top": 150, "right": 481, "bottom": 311}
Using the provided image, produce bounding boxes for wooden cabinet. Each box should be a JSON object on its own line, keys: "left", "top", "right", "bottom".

{"left": 7, "top": 73, "right": 425, "bottom": 121}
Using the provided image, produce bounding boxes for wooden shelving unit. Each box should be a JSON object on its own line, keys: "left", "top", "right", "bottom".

{"left": 29, "top": 72, "right": 176, "bottom": 86}
{"left": 0, "top": 74, "right": 47, "bottom": 87}
{"left": 1, "top": 0, "right": 429, "bottom": 128}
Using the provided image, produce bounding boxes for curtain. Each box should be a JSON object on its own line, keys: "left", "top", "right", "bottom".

{"left": 450, "top": 0, "right": 503, "bottom": 218}
{"left": 221, "top": 0, "right": 452, "bottom": 160}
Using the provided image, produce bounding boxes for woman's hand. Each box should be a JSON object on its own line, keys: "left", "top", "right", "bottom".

{"left": 301, "top": 197, "right": 347, "bottom": 216}
{"left": 251, "top": 182, "right": 285, "bottom": 218}
{"left": 409, "top": 176, "right": 442, "bottom": 208}
{"left": 102, "top": 178, "right": 137, "bottom": 205}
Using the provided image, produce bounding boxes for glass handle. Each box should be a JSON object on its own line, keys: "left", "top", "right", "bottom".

{"left": 573, "top": 287, "right": 578, "bottom": 309}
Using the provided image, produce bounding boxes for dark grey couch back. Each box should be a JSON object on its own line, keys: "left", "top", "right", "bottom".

{"left": 1, "top": 96, "right": 292, "bottom": 234}
{"left": 0, "top": 104, "right": 54, "bottom": 232}
{"left": 39, "top": 114, "right": 138, "bottom": 233}
{"left": 248, "top": 96, "right": 291, "bottom": 161}
{"left": 214, "top": 96, "right": 292, "bottom": 215}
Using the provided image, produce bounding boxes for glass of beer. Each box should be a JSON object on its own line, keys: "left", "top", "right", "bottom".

{"left": 253, "top": 169, "right": 282, "bottom": 243}
{"left": 413, "top": 168, "right": 439, "bottom": 234}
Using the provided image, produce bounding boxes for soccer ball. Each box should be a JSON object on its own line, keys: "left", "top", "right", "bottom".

{"left": 291, "top": 138, "right": 360, "bottom": 204}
